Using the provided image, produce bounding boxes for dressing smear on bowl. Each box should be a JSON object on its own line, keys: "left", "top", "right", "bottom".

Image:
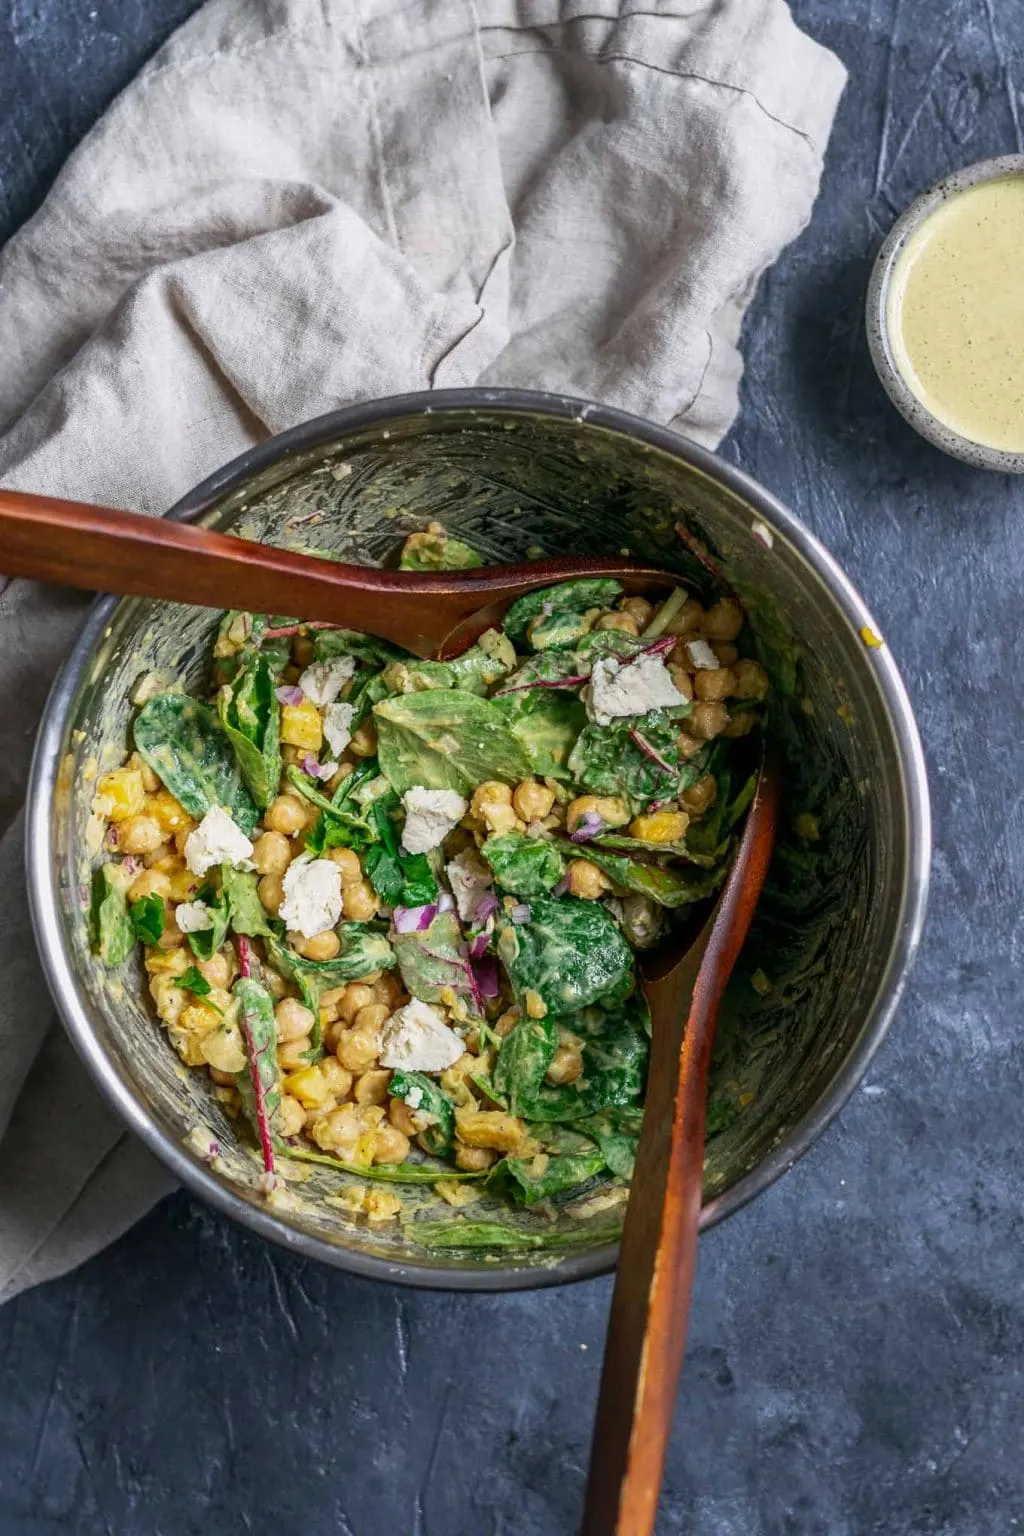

{"left": 886, "top": 174, "right": 1024, "bottom": 453}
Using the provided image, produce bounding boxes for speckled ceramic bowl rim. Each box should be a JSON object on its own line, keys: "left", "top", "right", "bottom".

{"left": 866, "top": 153, "right": 1024, "bottom": 471}
{"left": 27, "top": 388, "right": 931, "bottom": 1292}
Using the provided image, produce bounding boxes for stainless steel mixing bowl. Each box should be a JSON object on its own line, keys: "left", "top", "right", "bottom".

{"left": 26, "top": 390, "right": 930, "bottom": 1290}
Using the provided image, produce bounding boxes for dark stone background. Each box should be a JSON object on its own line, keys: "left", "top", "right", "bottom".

{"left": 2, "top": 3, "right": 1022, "bottom": 1532}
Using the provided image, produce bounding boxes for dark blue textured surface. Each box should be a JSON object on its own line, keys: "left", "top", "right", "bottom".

{"left": 3, "top": 4, "right": 1024, "bottom": 1532}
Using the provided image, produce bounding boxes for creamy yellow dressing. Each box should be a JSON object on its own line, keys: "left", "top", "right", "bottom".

{"left": 887, "top": 175, "right": 1024, "bottom": 452}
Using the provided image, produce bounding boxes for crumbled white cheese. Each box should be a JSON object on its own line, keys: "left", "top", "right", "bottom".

{"left": 278, "top": 856, "right": 344, "bottom": 938}
{"left": 587, "top": 652, "right": 687, "bottom": 727}
{"left": 446, "top": 848, "right": 494, "bottom": 923}
{"left": 298, "top": 656, "right": 357, "bottom": 705}
{"left": 379, "top": 999, "right": 464, "bottom": 1072}
{"left": 401, "top": 786, "right": 468, "bottom": 854}
{"left": 175, "top": 900, "right": 215, "bottom": 934}
{"left": 323, "top": 701, "right": 355, "bottom": 756}
{"left": 184, "top": 808, "right": 255, "bottom": 878}
{"left": 685, "top": 638, "right": 718, "bottom": 670}
{"left": 404, "top": 1084, "right": 425, "bottom": 1110}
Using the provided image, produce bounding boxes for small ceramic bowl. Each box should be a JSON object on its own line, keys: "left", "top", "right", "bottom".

{"left": 866, "top": 153, "right": 1024, "bottom": 472}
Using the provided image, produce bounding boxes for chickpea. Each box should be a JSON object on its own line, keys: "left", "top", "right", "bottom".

{"left": 264, "top": 794, "right": 308, "bottom": 837}
{"left": 275, "top": 997, "right": 317, "bottom": 1042}
{"left": 348, "top": 720, "right": 377, "bottom": 758}
{"left": 311, "top": 1104, "right": 364, "bottom": 1154}
{"left": 372, "top": 1124, "right": 411, "bottom": 1164}
{"left": 372, "top": 971, "right": 404, "bottom": 1009}
{"left": 694, "top": 666, "right": 736, "bottom": 702}
{"left": 594, "top": 610, "right": 638, "bottom": 635}
{"left": 321, "top": 1058, "right": 354, "bottom": 1099}
{"left": 512, "top": 779, "right": 556, "bottom": 823}
{"left": 279, "top": 1094, "right": 307, "bottom": 1138}
{"left": 524, "top": 990, "right": 548, "bottom": 1020}
{"left": 251, "top": 830, "right": 293, "bottom": 877}
{"left": 690, "top": 701, "right": 729, "bottom": 740}
{"left": 127, "top": 868, "right": 171, "bottom": 903}
{"left": 196, "top": 950, "right": 233, "bottom": 990}
{"left": 327, "top": 846, "right": 362, "bottom": 884}
{"left": 142, "top": 843, "right": 173, "bottom": 868}
{"left": 702, "top": 598, "right": 743, "bottom": 643}
{"left": 325, "top": 761, "right": 355, "bottom": 796}
{"left": 292, "top": 634, "right": 315, "bottom": 666}
{"left": 290, "top": 929, "right": 341, "bottom": 962}
{"left": 280, "top": 745, "right": 303, "bottom": 768}
{"left": 681, "top": 775, "right": 717, "bottom": 817}
{"left": 208, "top": 1067, "right": 237, "bottom": 1086}
{"left": 471, "top": 781, "right": 513, "bottom": 816}
{"left": 277, "top": 1037, "right": 313, "bottom": 1071}
{"left": 566, "top": 794, "right": 630, "bottom": 833}
{"left": 129, "top": 754, "right": 161, "bottom": 794}
{"left": 731, "top": 658, "right": 770, "bottom": 701}
{"left": 390, "top": 1097, "right": 420, "bottom": 1137}
{"left": 667, "top": 664, "right": 694, "bottom": 701}
{"left": 156, "top": 923, "right": 187, "bottom": 951}
{"left": 258, "top": 873, "right": 285, "bottom": 915}
{"left": 676, "top": 730, "right": 703, "bottom": 760}
{"left": 120, "top": 815, "right": 164, "bottom": 855}
{"left": 342, "top": 879, "right": 378, "bottom": 922}
{"left": 663, "top": 598, "right": 704, "bottom": 637}
{"left": 354, "top": 1068, "right": 391, "bottom": 1105}
{"left": 722, "top": 710, "right": 758, "bottom": 739}
{"left": 714, "top": 643, "right": 740, "bottom": 667}
{"left": 618, "top": 594, "right": 654, "bottom": 628}
{"left": 337, "top": 983, "right": 375, "bottom": 1024}
{"left": 336, "top": 1026, "right": 383, "bottom": 1074}
{"left": 173, "top": 828, "right": 193, "bottom": 857}
{"left": 546, "top": 1044, "right": 584, "bottom": 1085}
{"left": 494, "top": 1005, "right": 521, "bottom": 1039}
{"left": 567, "top": 859, "right": 610, "bottom": 899}
{"left": 454, "top": 1142, "right": 499, "bottom": 1172}
{"left": 263, "top": 966, "right": 288, "bottom": 1000}
{"left": 353, "top": 1003, "right": 390, "bottom": 1034}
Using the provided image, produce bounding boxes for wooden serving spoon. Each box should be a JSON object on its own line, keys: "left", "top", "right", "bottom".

{"left": 581, "top": 753, "right": 780, "bottom": 1536}
{"left": 0, "top": 490, "right": 673, "bottom": 657}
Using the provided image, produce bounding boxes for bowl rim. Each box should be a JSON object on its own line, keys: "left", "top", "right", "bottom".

{"left": 865, "top": 152, "right": 1024, "bottom": 472}
{"left": 26, "top": 387, "right": 932, "bottom": 1292}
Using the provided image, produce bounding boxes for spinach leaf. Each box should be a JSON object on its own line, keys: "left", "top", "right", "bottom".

{"left": 346, "top": 669, "right": 391, "bottom": 728}
{"left": 577, "top": 1108, "right": 644, "bottom": 1178}
{"left": 408, "top": 1220, "right": 622, "bottom": 1251}
{"left": 221, "top": 866, "right": 274, "bottom": 937}
{"left": 313, "top": 629, "right": 408, "bottom": 668}
{"left": 496, "top": 897, "right": 633, "bottom": 1016}
{"left": 361, "top": 788, "right": 439, "bottom": 908}
{"left": 524, "top": 1000, "right": 650, "bottom": 1122}
{"left": 481, "top": 834, "right": 565, "bottom": 898}
{"left": 588, "top": 830, "right": 719, "bottom": 867}
{"left": 129, "top": 892, "right": 165, "bottom": 945}
{"left": 186, "top": 885, "right": 231, "bottom": 961}
{"left": 389, "top": 1071, "right": 455, "bottom": 1156}
{"left": 373, "top": 690, "right": 531, "bottom": 796}
{"left": 685, "top": 766, "right": 757, "bottom": 859}
{"left": 217, "top": 654, "right": 281, "bottom": 809}
{"left": 492, "top": 688, "right": 586, "bottom": 781}
{"left": 174, "top": 964, "right": 214, "bottom": 997}
{"left": 233, "top": 974, "right": 281, "bottom": 1157}
{"left": 133, "top": 693, "right": 259, "bottom": 836}
{"left": 399, "top": 529, "right": 482, "bottom": 571}
{"left": 265, "top": 926, "right": 396, "bottom": 988}
{"left": 503, "top": 579, "right": 623, "bottom": 648}
{"left": 496, "top": 1151, "right": 606, "bottom": 1205}
{"left": 383, "top": 643, "right": 511, "bottom": 699}
{"left": 89, "top": 867, "right": 134, "bottom": 966}
{"left": 526, "top": 610, "right": 596, "bottom": 651}
{"left": 492, "top": 1013, "right": 557, "bottom": 1114}
{"left": 391, "top": 910, "right": 480, "bottom": 1015}
{"left": 566, "top": 709, "right": 696, "bottom": 812}
{"left": 577, "top": 846, "right": 724, "bottom": 909}
{"left": 292, "top": 759, "right": 382, "bottom": 855}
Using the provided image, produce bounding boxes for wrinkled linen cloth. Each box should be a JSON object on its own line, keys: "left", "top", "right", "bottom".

{"left": 0, "top": 0, "right": 845, "bottom": 1301}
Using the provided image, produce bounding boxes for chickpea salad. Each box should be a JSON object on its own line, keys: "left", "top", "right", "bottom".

{"left": 89, "top": 526, "right": 767, "bottom": 1234}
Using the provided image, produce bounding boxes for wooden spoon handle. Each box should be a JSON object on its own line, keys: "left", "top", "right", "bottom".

{"left": 581, "top": 764, "right": 780, "bottom": 1536}
{"left": 0, "top": 489, "right": 672, "bottom": 657}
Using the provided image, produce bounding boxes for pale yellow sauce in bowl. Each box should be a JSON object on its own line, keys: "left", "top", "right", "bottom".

{"left": 867, "top": 157, "right": 1024, "bottom": 469}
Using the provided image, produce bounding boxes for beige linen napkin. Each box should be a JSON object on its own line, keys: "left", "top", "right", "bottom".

{"left": 0, "top": 0, "right": 845, "bottom": 1302}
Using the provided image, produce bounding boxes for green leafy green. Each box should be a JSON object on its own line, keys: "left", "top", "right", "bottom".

{"left": 493, "top": 999, "right": 649, "bottom": 1124}
{"left": 89, "top": 867, "right": 134, "bottom": 966}
{"left": 186, "top": 886, "right": 230, "bottom": 961}
{"left": 503, "top": 579, "right": 623, "bottom": 648}
{"left": 133, "top": 693, "right": 259, "bottom": 835}
{"left": 399, "top": 530, "right": 482, "bottom": 571}
{"left": 373, "top": 690, "right": 531, "bottom": 796}
{"left": 576, "top": 846, "right": 724, "bottom": 909}
{"left": 567, "top": 709, "right": 696, "bottom": 811}
{"left": 221, "top": 866, "right": 274, "bottom": 938}
{"left": 577, "top": 1107, "right": 644, "bottom": 1178}
{"left": 496, "top": 897, "right": 633, "bottom": 1016}
{"left": 265, "top": 926, "right": 396, "bottom": 989}
{"left": 496, "top": 1151, "right": 606, "bottom": 1205}
{"left": 391, "top": 910, "right": 480, "bottom": 1015}
{"left": 362, "top": 789, "right": 439, "bottom": 908}
{"left": 313, "top": 629, "right": 408, "bottom": 668}
{"left": 389, "top": 1071, "right": 456, "bottom": 1156}
{"left": 481, "top": 834, "right": 565, "bottom": 898}
{"left": 233, "top": 974, "right": 281, "bottom": 1153}
{"left": 174, "top": 965, "right": 213, "bottom": 997}
{"left": 526, "top": 610, "right": 596, "bottom": 651}
{"left": 408, "top": 1219, "right": 622, "bottom": 1251}
{"left": 382, "top": 643, "right": 512, "bottom": 699}
{"left": 492, "top": 688, "right": 586, "bottom": 781}
{"left": 217, "top": 654, "right": 281, "bottom": 809}
{"left": 129, "top": 892, "right": 165, "bottom": 945}
{"left": 492, "top": 1014, "right": 558, "bottom": 1114}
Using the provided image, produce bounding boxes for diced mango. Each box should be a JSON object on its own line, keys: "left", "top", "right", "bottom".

{"left": 283, "top": 1064, "right": 333, "bottom": 1109}
{"left": 627, "top": 811, "right": 689, "bottom": 844}
{"left": 148, "top": 790, "right": 193, "bottom": 836}
{"left": 281, "top": 701, "right": 323, "bottom": 751}
{"left": 96, "top": 767, "right": 145, "bottom": 823}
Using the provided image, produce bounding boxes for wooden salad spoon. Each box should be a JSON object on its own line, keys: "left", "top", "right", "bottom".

{"left": 0, "top": 490, "right": 674, "bottom": 657}
{"left": 581, "top": 752, "right": 780, "bottom": 1536}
